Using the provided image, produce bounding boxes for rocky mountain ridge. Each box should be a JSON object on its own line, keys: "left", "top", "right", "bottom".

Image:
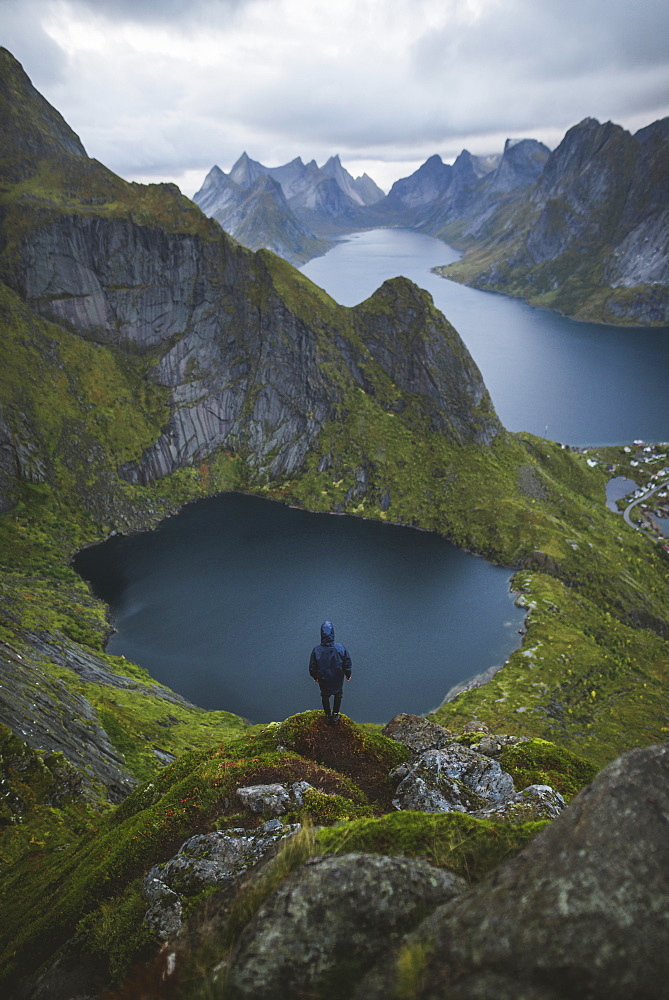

{"left": 440, "top": 116, "right": 669, "bottom": 324}
{"left": 196, "top": 118, "right": 668, "bottom": 324}
{"left": 193, "top": 151, "right": 383, "bottom": 263}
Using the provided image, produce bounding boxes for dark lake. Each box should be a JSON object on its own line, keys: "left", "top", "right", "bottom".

{"left": 302, "top": 228, "right": 669, "bottom": 446}
{"left": 74, "top": 493, "right": 524, "bottom": 724}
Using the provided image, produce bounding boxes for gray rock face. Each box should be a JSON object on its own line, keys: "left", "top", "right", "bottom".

{"left": 227, "top": 853, "right": 467, "bottom": 1000}
{"left": 382, "top": 713, "right": 454, "bottom": 754}
{"left": 10, "top": 204, "right": 499, "bottom": 486}
{"left": 391, "top": 745, "right": 516, "bottom": 813}
{"left": 472, "top": 783, "right": 566, "bottom": 821}
{"left": 143, "top": 821, "right": 298, "bottom": 940}
{"left": 0, "top": 637, "right": 137, "bottom": 802}
{"left": 360, "top": 743, "right": 669, "bottom": 1000}
{"left": 17, "top": 214, "right": 221, "bottom": 352}
{"left": 236, "top": 781, "right": 314, "bottom": 816}
{"left": 143, "top": 881, "right": 182, "bottom": 941}
{"left": 353, "top": 278, "right": 500, "bottom": 446}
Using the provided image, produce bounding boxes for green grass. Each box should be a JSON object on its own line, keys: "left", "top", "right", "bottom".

{"left": 315, "top": 811, "right": 548, "bottom": 884}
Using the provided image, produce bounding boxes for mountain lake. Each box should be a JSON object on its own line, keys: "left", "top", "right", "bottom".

{"left": 74, "top": 493, "right": 525, "bottom": 724}
{"left": 75, "top": 228, "right": 669, "bottom": 723}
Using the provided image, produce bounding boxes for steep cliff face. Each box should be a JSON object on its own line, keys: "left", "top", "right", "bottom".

{"left": 441, "top": 118, "right": 669, "bottom": 325}
{"left": 0, "top": 52, "right": 500, "bottom": 491}
{"left": 5, "top": 208, "right": 500, "bottom": 485}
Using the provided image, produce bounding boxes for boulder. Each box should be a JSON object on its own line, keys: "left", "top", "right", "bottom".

{"left": 236, "top": 780, "right": 315, "bottom": 815}
{"left": 392, "top": 745, "right": 515, "bottom": 813}
{"left": 142, "top": 820, "right": 298, "bottom": 939}
{"left": 356, "top": 743, "right": 669, "bottom": 1000}
{"left": 226, "top": 853, "right": 467, "bottom": 1000}
{"left": 382, "top": 714, "right": 454, "bottom": 753}
{"left": 472, "top": 783, "right": 566, "bottom": 821}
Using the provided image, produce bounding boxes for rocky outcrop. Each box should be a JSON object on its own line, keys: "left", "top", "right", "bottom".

{"left": 390, "top": 745, "right": 516, "bottom": 813}
{"left": 143, "top": 820, "right": 298, "bottom": 939}
{"left": 357, "top": 743, "right": 669, "bottom": 1000}
{"left": 382, "top": 713, "right": 455, "bottom": 753}
{"left": 236, "top": 780, "right": 315, "bottom": 815}
{"left": 353, "top": 278, "right": 501, "bottom": 445}
{"left": 226, "top": 853, "right": 467, "bottom": 1000}
{"left": 472, "top": 783, "right": 566, "bottom": 821}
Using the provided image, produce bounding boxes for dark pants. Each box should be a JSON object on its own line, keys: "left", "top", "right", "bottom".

{"left": 321, "top": 690, "right": 342, "bottom": 717}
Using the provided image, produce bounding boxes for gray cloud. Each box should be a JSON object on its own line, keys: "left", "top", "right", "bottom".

{"left": 2, "top": 0, "right": 668, "bottom": 194}
{"left": 65, "top": 0, "right": 251, "bottom": 25}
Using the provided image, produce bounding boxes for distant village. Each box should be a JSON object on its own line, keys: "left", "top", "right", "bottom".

{"left": 574, "top": 441, "right": 669, "bottom": 552}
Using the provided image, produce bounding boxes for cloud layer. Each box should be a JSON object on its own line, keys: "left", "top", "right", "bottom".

{"left": 4, "top": 0, "right": 669, "bottom": 193}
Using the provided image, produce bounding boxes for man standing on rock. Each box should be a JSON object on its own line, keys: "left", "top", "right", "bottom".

{"left": 309, "top": 621, "right": 352, "bottom": 724}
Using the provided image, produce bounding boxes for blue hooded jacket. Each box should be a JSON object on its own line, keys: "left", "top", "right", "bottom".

{"left": 309, "top": 621, "right": 352, "bottom": 695}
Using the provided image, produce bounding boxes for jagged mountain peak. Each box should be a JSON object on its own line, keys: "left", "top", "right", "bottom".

{"left": 487, "top": 137, "right": 551, "bottom": 193}
{"left": 386, "top": 154, "right": 452, "bottom": 209}
{"left": 0, "top": 47, "right": 87, "bottom": 181}
{"left": 229, "top": 151, "right": 266, "bottom": 187}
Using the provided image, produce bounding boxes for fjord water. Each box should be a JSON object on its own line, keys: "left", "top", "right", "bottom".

{"left": 74, "top": 493, "right": 524, "bottom": 724}
{"left": 302, "top": 229, "right": 669, "bottom": 446}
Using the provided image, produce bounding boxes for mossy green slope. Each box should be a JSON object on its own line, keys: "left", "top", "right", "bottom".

{"left": 0, "top": 712, "right": 593, "bottom": 990}
{"left": 0, "top": 715, "right": 404, "bottom": 986}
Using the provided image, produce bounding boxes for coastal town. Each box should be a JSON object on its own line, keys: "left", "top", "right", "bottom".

{"left": 573, "top": 441, "right": 669, "bottom": 551}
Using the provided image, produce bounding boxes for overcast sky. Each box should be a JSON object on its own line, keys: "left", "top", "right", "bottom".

{"left": 3, "top": 0, "right": 669, "bottom": 195}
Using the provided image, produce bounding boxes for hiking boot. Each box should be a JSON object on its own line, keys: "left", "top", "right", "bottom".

{"left": 331, "top": 713, "right": 340, "bottom": 724}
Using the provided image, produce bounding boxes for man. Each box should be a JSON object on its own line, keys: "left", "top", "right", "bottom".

{"left": 309, "top": 620, "right": 352, "bottom": 724}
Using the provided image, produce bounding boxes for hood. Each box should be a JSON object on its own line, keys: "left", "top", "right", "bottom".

{"left": 320, "top": 621, "right": 335, "bottom": 645}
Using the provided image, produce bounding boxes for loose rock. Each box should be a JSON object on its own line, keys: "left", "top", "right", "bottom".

{"left": 382, "top": 714, "right": 454, "bottom": 753}
{"left": 472, "top": 784, "right": 566, "bottom": 821}
{"left": 142, "top": 821, "right": 298, "bottom": 939}
{"left": 236, "top": 781, "right": 316, "bottom": 815}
